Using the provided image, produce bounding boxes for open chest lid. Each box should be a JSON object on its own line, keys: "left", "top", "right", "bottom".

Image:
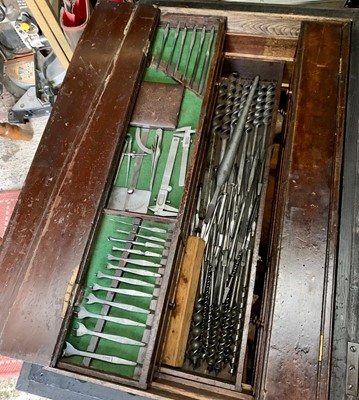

{"left": 0, "top": 1, "right": 227, "bottom": 370}
{"left": 0, "top": 2, "right": 162, "bottom": 366}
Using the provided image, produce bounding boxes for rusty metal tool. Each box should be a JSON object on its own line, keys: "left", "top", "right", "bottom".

{"left": 190, "top": 26, "right": 206, "bottom": 87}
{"left": 106, "top": 263, "right": 162, "bottom": 278}
{"left": 87, "top": 293, "right": 151, "bottom": 313}
{"left": 166, "top": 22, "right": 181, "bottom": 73}
{"left": 182, "top": 25, "right": 197, "bottom": 81}
{"left": 156, "top": 23, "right": 170, "bottom": 69}
{"left": 204, "top": 76, "right": 260, "bottom": 223}
{"left": 97, "top": 271, "right": 156, "bottom": 287}
{"left": 198, "top": 26, "right": 215, "bottom": 95}
{"left": 107, "top": 254, "right": 162, "bottom": 268}
{"left": 174, "top": 25, "right": 187, "bottom": 76}
{"left": 149, "top": 136, "right": 180, "bottom": 217}
{"left": 112, "top": 246, "right": 162, "bottom": 258}
{"left": 63, "top": 342, "right": 137, "bottom": 366}
{"left": 77, "top": 306, "right": 146, "bottom": 327}
{"left": 108, "top": 236, "right": 164, "bottom": 249}
{"left": 92, "top": 283, "right": 153, "bottom": 297}
{"left": 75, "top": 323, "right": 146, "bottom": 346}
{"left": 0, "top": 122, "right": 33, "bottom": 141}
{"left": 115, "top": 229, "right": 166, "bottom": 244}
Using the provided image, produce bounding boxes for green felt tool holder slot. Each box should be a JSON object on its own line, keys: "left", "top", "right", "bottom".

{"left": 63, "top": 213, "right": 173, "bottom": 379}
{"left": 152, "top": 20, "right": 218, "bottom": 94}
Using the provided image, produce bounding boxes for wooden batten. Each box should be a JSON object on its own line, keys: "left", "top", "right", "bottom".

{"left": 162, "top": 236, "right": 205, "bottom": 367}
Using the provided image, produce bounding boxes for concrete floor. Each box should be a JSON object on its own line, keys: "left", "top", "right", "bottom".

{"left": 0, "top": 93, "right": 48, "bottom": 400}
{"left": 0, "top": 91, "right": 48, "bottom": 191}
{"left": 0, "top": 379, "right": 45, "bottom": 400}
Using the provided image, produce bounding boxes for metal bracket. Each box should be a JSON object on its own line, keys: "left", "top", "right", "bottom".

{"left": 346, "top": 342, "right": 359, "bottom": 396}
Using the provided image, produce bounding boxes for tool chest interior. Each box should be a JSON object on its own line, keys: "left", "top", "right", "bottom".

{"left": 0, "top": 2, "right": 356, "bottom": 400}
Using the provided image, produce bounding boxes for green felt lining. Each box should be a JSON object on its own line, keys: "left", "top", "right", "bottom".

{"left": 63, "top": 214, "right": 169, "bottom": 379}
{"left": 152, "top": 26, "right": 217, "bottom": 86}
{"left": 63, "top": 24, "right": 218, "bottom": 381}
{"left": 112, "top": 65, "right": 202, "bottom": 214}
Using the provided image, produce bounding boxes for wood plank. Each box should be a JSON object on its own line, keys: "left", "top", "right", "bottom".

{"left": 225, "top": 33, "right": 297, "bottom": 61}
{"left": 259, "top": 21, "right": 345, "bottom": 399}
{"left": 162, "top": 236, "right": 205, "bottom": 367}
{"left": 0, "top": 2, "right": 159, "bottom": 365}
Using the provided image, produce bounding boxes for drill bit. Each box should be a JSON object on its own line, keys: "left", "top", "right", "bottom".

{"left": 106, "top": 263, "right": 161, "bottom": 278}
{"left": 97, "top": 271, "right": 156, "bottom": 288}
{"left": 107, "top": 254, "right": 162, "bottom": 268}
{"left": 63, "top": 342, "right": 137, "bottom": 366}
{"left": 86, "top": 293, "right": 150, "bottom": 314}
{"left": 205, "top": 76, "right": 260, "bottom": 224}
{"left": 75, "top": 322, "right": 146, "bottom": 346}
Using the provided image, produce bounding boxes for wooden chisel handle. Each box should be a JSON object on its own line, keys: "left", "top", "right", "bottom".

{"left": 0, "top": 122, "right": 33, "bottom": 141}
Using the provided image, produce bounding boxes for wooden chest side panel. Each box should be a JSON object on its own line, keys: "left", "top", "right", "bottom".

{"left": 261, "top": 21, "right": 347, "bottom": 399}
{"left": 0, "top": 3, "right": 160, "bottom": 365}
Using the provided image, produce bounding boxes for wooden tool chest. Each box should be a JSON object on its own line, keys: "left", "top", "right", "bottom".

{"left": 0, "top": 1, "right": 359, "bottom": 400}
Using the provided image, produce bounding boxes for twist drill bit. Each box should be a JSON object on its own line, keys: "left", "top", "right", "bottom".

{"left": 221, "top": 73, "right": 240, "bottom": 140}
{"left": 229, "top": 250, "right": 252, "bottom": 375}
{"left": 205, "top": 302, "right": 221, "bottom": 372}
{"left": 186, "top": 295, "right": 204, "bottom": 369}
{"left": 214, "top": 257, "right": 241, "bottom": 373}
{"left": 204, "top": 76, "right": 260, "bottom": 224}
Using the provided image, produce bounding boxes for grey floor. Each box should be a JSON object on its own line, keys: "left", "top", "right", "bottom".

{"left": 0, "top": 91, "right": 48, "bottom": 192}
{"left": 0, "top": 93, "right": 48, "bottom": 400}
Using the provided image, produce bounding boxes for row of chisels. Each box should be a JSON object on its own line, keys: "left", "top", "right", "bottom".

{"left": 62, "top": 216, "right": 171, "bottom": 378}
{"left": 153, "top": 23, "right": 216, "bottom": 95}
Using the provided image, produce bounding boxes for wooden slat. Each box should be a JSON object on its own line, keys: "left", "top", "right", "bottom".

{"left": 260, "top": 21, "right": 347, "bottom": 399}
{"left": 162, "top": 236, "right": 205, "bottom": 367}
{"left": 0, "top": 2, "right": 159, "bottom": 365}
{"left": 225, "top": 33, "right": 297, "bottom": 61}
